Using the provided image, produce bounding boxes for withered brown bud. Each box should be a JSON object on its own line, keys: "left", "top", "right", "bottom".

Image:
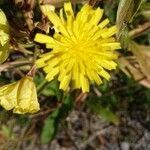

{"left": 14, "top": 0, "right": 35, "bottom": 11}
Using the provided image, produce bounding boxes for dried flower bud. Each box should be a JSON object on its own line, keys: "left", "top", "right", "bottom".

{"left": 15, "top": 0, "right": 35, "bottom": 11}
{"left": 0, "top": 9, "right": 10, "bottom": 63}
{"left": 0, "top": 76, "right": 40, "bottom": 114}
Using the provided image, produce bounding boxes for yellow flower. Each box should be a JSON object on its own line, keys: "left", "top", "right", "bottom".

{"left": 35, "top": 2, "right": 121, "bottom": 92}
{"left": 0, "top": 76, "right": 40, "bottom": 114}
{"left": 0, "top": 9, "right": 10, "bottom": 63}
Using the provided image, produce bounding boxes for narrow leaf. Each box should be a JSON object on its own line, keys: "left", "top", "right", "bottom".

{"left": 41, "top": 94, "right": 73, "bottom": 144}
{"left": 41, "top": 108, "right": 60, "bottom": 144}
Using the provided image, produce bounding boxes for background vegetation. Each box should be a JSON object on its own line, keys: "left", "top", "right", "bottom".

{"left": 0, "top": 0, "right": 149, "bottom": 149}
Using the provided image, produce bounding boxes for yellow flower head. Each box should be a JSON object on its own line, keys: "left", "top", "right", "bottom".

{"left": 0, "top": 9, "right": 10, "bottom": 63}
{"left": 35, "top": 2, "right": 121, "bottom": 92}
{"left": 0, "top": 76, "right": 40, "bottom": 114}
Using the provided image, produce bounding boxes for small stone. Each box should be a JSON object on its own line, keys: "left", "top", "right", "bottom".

{"left": 121, "top": 142, "right": 130, "bottom": 150}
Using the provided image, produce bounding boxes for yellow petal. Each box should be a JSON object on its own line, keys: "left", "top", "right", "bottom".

{"left": 91, "top": 8, "right": 103, "bottom": 25}
{"left": 98, "top": 69, "right": 111, "bottom": 80}
{"left": 43, "top": 57, "right": 60, "bottom": 72}
{"left": 98, "top": 18, "right": 109, "bottom": 29}
{"left": 72, "top": 63, "right": 80, "bottom": 88}
{"left": 45, "top": 67, "right": 59, "bottom": 81}
{"left": 73, "top": 4, "right": 91, "bottom": 37}
{"left": 36, "top": 53, "right": 54, "bottom": 68}
{"left": 64, "top": 2, "right": 74, "bottom": 19}
{"left": 101, "top": 26, "right": 117, "bottom": 38}
{"left": 80, "top": 74, "right": 89, "bottom": 92}
{"left": 59, "top": 74, "right": 71, "bottom": 90}
{"left": 59, "top": 8, "right": 65, "bottom": 24}
{"left": 40, "top": 4, "right": 55, "bottom": 16}
{"left": 34, "top": 33, "right": 56, "bottom": 44}
{"left": 47, "top": 11, "right": 69, "bottom": 37}
{"left": 98, "top": 60, "right": 117, "bottom": 70}
{"left": 101, "top": 42, "right": 121, "bottom": 50}
{"left": 91, "top": 28, "right": 107, "bottom": 40}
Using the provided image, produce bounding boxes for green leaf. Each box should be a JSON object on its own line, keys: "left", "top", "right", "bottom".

{"left": 41, "top": 80, "right": 60, "bottom": 97}
{"left": 41, "top": 80, "right": 63, "bottom": 101}
{"left": 98, "top": 80, "right": 109, "bottom": 93}
{"left": 61, "top": 94, "right": 74, "bottom": 114}
{"left": 104, "top": 1, "right": 116, "bottom": 23}
{"left": 1, "top": 125, "right": 11, "bottom": 137}
{"left": 87, "top": 99, "right": 119, "bottom": 125}
{"left": 35, "top": 73, "right": 62, "bottom": 100}
{"left": 118, "top": 26, "right": 131, "bottom": 49}
{"left": 41, "top": 94, "right": 74, "bottom": 144}
{"left": 41, "top": 108, "right": 60, "bottom": 144}
{"left": 97, "top": 107, "right": 119, "bottom": 124}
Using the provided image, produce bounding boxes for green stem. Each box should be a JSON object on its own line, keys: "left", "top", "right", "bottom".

{"left": 37, "top": 80, "right": 49, "bottom": 95}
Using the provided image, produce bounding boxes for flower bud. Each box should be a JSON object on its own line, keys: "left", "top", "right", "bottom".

{"left": 0, "top": 9, "right": 10, "bottom": 63}
{"left": 0, "top": 76, "right": 40, "bottom": 114}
